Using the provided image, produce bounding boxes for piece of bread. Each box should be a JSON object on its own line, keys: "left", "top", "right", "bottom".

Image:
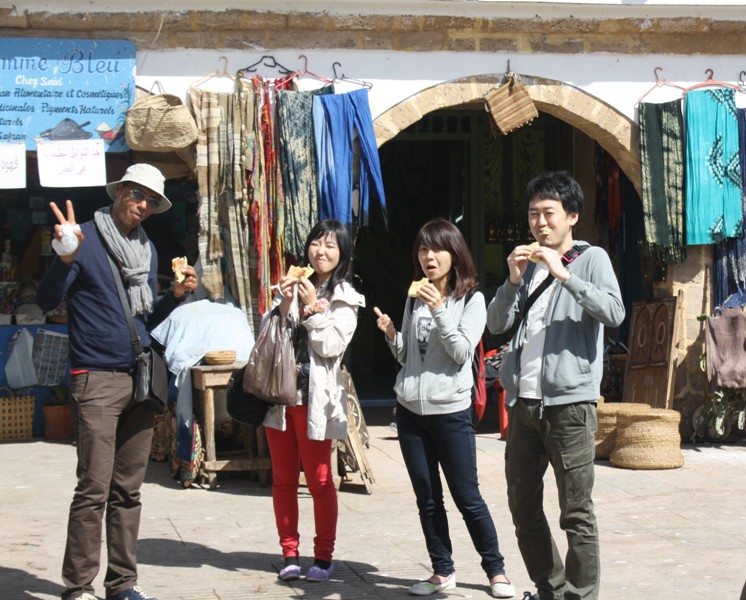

{"left": 528, "top": 242, "right": 541, "bottom": 264}
{"left": 287, "top": 265, "right": 314, "bottom": 280}
{"left": 408, "top": 277, "right": 429, "bottom": 298}
{"left": 171, "top": 256, "right": 188, "bottom": 282}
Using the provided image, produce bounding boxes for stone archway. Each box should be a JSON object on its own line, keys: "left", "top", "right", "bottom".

{"left": 373, "top": 74, "right": 641, "bottom": 194}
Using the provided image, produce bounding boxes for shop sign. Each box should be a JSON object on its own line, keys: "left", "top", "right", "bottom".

{"left": 37, "top": 139, "right": 106, "bottom": 188}
{"left": 0, "top": 142, "right": 26, "bottom": 189}
{"left": 0, "top": 38, "right": 135, "bottom": 152}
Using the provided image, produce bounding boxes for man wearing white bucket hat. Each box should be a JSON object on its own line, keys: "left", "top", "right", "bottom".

{"left": 37, "top": 163, "right": 198, "bottom": 600}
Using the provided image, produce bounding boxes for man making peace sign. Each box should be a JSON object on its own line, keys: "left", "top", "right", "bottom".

{"left": 37, "top": 164, "right": 198, "bottom": 600}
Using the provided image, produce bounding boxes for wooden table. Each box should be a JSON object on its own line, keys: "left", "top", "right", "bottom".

{"left": 191, "top": 361, "right": 272, "bottom": 489}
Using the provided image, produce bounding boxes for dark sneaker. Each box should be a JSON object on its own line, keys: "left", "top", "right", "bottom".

{"left": 522, "top": 593, "right": 539, "bottom": 600}
{"left": 106, "top": 587, "right": 158, "bottom": 600}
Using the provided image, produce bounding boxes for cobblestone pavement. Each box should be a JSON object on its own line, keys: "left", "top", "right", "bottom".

{"left": 2, "top": 408, "right": 746, "bottom": 599}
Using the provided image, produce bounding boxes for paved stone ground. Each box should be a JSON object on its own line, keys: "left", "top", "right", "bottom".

{"left": 2, "top": 407, "right": 746, "bottom": 599}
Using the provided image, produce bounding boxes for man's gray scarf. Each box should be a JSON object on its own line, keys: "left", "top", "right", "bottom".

{"left": 94, "top": 207, "right": 153, "bottom": 316}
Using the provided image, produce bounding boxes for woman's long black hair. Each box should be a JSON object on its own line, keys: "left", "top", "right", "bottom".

{"left": 303, "top": 220, "right": 354, "bottom": 293}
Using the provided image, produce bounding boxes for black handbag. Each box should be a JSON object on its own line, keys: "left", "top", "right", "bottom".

{"left": 226, "top": 366, "right": 269, "bottom": 427}
{"left": 104, "top": 248, "right": 168, "bottom": 412}
{"left": 133, "top": 345, "right": 169, "bottom": 411}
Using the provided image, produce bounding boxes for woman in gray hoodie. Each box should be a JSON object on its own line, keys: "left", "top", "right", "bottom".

{"left": 374, "top": 218, "right": 515, "bottom": 599}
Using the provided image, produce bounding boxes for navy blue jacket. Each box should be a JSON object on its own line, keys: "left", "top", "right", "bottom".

{"left": 37, "top": 220, "right": 181, "bottom": 371}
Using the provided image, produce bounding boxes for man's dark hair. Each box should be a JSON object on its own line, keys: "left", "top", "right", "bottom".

{"left": 524, "top": 171, "right": 584, "bottom": 218}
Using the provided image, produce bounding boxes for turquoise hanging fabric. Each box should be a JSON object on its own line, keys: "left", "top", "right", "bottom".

{"left": 684, "top": 88, "right": 743, "bottom": 244}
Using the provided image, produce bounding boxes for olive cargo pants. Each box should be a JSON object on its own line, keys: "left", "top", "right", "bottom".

{"left": 505, "top": 398, "right": 599, "bottom": 600}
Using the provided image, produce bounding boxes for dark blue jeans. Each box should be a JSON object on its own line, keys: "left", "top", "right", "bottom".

{"left": 397, "top": 405, "right": 506, "bottom": 579}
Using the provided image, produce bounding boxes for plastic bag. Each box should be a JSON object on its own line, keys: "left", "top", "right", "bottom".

{"left": 243, "top": 309, "right": 297, "bottom": 406}
{"left": 5, "top": 329, "right": 37, "bottom": 389}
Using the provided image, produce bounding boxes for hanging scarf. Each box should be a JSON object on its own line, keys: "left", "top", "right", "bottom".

{"left": 247, "top": 76, "right": 292, "bottom": 314}
{"left": 639, "top": 99, "right": 686, "bottom": 264}
{"left": 713, "top": 107, "right": 746, "bottom": 309}
{"left": 94, "top": 206, "right": 153, "bottom": 316}
{"left": 277, "top": 86, "right": 332, "bottom": 257}
{"left": 685, "top": 88, "right": 742, "bottom": 244}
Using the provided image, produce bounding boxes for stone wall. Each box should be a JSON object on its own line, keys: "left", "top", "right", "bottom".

{"left": 2, "top": 8, "right": 746, "bottom": 55}
{"left": 654, "top": 245, "right": 714, "bottom": 437}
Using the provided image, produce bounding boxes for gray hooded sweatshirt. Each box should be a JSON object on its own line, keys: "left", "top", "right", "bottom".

{"left": 387, "top": 290, "right": 486, "bottom": 416}
{"left": 486, "top": 242, "right": 625, "bottom": 408}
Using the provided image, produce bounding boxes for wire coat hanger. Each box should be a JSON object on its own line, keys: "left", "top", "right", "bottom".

{"left": 237, "top": 55, "right": 293, "bottom": 78}
{"left": 332, "top": 61, "right": 373, "bottom": 89}
{"left": 635, "top": 67, "right": 686, "bottom": 106}
{"left": 190, "top": 56, "right": 236, "bottom": 88}
{"left": 683, "top": 69, "right": 739, "bottom": 94}
{"left": 294, "top": 54, "right": 332, "bottom": 84}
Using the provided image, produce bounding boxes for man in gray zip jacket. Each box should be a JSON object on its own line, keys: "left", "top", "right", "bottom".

{"left": 487, "top": 171, "right": 625, "bottom": 600}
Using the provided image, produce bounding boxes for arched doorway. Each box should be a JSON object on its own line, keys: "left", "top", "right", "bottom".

{"left": 373, "top": 74, "right": 641, "bottom": 193}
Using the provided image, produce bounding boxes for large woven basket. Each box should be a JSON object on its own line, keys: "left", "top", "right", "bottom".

{"left": 595, "top": 402, "right": 651, "bottom": 460}
{"left": 0, "top": 387, "right": 35, "bottom": 442}
{"left": 610, "top": 408, "right": 684, "bottom": 470}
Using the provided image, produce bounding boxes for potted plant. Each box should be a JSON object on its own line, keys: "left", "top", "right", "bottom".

{"left": 42, "top": 385, "right": 73, "bottom": 440}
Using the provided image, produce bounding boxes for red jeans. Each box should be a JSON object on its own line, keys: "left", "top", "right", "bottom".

{"left": 265, "top": 405, "right": 337, "bottom": 562}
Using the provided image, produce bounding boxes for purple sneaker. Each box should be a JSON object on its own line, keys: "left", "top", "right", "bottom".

{"left": 306, "top": 563, "right": 334, "bottom": 582}
{"left": 278, "top": 564, "right": 301, "bottom": 581}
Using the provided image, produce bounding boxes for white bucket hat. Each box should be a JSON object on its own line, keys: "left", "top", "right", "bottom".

{"left": 105, "top": 163, "right": 172, "bottom": 214}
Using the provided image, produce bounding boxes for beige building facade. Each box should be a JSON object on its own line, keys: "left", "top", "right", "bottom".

{"left": 4, "top": 0, "right": 746, "bottom": 434}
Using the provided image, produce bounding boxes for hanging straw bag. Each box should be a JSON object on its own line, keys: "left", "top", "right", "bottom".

{"left": 125, "top": 82, "right": 198, "bottom": 153}
{"left": 484, "top": 72, "right": 538, "bottom": 135}
{"left": 243, "top": 309, "right": 297, "bottom": 406}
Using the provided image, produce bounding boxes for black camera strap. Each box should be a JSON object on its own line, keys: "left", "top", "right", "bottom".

{"left": 517, "top": 243, "right": 586, "bottom": 323}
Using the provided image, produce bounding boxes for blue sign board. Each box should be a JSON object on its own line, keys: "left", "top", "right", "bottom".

{"left": 0, "top": 38, "right": 135, "bottom": 152}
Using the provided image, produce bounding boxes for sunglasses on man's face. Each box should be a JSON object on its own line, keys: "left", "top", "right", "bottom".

{"left": 127, "top": 187, "right": 161, "bottom": 210}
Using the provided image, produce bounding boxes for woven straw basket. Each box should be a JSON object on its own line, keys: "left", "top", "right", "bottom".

{"left": 0, "top": 387, "right": 35, "bottom": 442}
{"left": 484, "top": 72, "right": 538, "bottom": 135}
{"left": 125, "top": 93, "right": 198, "bottom": 153}
{"left": 610, "top": 408, "right": 684, "bottom": 470}
{"left": 595, "top": 402, "right": 651, "bottom": 460}
{"left": 204, "top": 350, "right": 237, "bottom": 365}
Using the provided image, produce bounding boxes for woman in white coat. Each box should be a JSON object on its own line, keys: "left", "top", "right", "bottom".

{"left": 263, "top": 219, "right": 365, "bottom": 583}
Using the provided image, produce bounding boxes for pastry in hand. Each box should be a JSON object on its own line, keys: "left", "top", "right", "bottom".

{"left": 172, "top": 256, "right": 188, "bottom": 283}
{"left": 528, "top": 242, "right": 541, "bottom": 264}
{"left": 408, "top": 277, "right": 429, "bottom": 298}
{"left": 287, "top": 265, "right": 314, "bottom": 280}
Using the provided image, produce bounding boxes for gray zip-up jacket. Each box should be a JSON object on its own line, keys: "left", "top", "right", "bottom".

{"left": 487, "top": 242, "right": 625, "bottom": 407}
{"left": 387, "top": 290, "right": 486, "bottom": 415}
